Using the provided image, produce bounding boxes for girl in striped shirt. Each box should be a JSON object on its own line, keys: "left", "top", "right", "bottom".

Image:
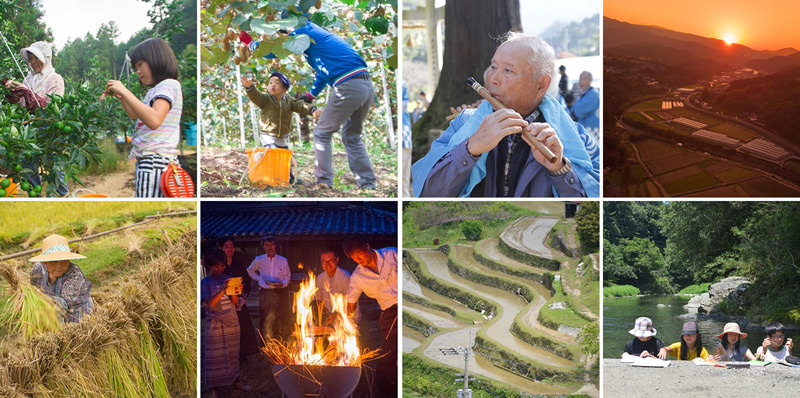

{"left": 101, "top": 38, "right": 182, "bottom": 197}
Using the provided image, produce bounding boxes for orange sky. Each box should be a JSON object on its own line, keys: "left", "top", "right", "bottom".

{"left": 605, "top": 0, "right": 800, "bottom": 51}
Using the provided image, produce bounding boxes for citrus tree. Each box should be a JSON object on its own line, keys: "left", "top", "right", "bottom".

{"left": 0, "top": 0, "right": 102, "bottom": 197}
{"left": 200, "top": 0, "right": 398, "bottom": 149}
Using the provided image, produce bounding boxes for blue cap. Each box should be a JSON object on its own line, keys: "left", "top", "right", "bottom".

{"left": 270, "top": 72, "right": 290, "bottom": 89}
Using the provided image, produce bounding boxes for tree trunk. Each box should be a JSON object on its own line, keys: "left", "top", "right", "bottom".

{"left": 411, "top": 0, "right": 521, "bottom": 162}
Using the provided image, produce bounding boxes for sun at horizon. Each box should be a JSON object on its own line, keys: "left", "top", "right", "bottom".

{"left": 722, "top": 33, "right": 736, "bottom": 45}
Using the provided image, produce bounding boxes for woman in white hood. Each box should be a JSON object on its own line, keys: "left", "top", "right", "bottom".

{"left": 3, "top": 41, "right": 68, "bottom": 196}
{"left": 4, "top": 41, "right": 65, "bottom": 109}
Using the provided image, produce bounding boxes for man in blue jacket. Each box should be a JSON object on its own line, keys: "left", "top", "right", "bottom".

{"left": 242, "top": 21, "right": 376, "bottom": 190}
{"left": 294, "top": 22, "right": 376, "bottom": 189}
{"left": 571, "top": 71, "right": 599, "bottom": 134}
{"left": 411, "top": 33, "right": 599, "bottom": 197}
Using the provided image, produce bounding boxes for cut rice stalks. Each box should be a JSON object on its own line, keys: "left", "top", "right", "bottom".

{"left": 0, "top": 228, "right": 197, "bottom": 397}
{"left": 0, "top": 265, "right": 62, "bottom": 340}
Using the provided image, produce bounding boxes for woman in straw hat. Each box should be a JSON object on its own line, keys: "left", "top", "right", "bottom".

{"left": 712, "top": 322, "right": 756, "bottom": 361}
{"left": 28, "top": 234, "right": 93, "bottom": 323}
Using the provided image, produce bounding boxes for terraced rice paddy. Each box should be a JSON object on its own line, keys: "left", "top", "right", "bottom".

{"left": 403, "top": 215, "right": 599, "bottom": 396}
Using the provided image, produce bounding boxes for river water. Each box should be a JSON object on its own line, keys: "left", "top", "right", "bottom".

{"left": 602, "top": 295, "right": 796, "bottom": 359}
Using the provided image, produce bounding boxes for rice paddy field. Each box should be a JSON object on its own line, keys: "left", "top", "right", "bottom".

{"left": 628, "top": 138, "right": 800, "bottom": 197}
{"left": 0, "top": 202, "right": 197, "bottom": 397}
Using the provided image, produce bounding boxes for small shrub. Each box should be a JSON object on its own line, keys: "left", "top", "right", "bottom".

{"left": 678, "top": 283, "right": 712, "bottom": 295}
{"left": 603, "top": 284, "right": 641, "bottom": 297}
{"left": 460, "top": 219, "right": 483, "bottom": 241}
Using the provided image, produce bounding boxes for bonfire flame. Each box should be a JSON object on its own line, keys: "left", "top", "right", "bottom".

{"left": 291, "top": 271, "right": 360, "bottom": 366}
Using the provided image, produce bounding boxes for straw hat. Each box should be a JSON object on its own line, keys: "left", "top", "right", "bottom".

{"left": 629, "top": 317, "right": 657, "bottom": 337}
{"left": 717, "top": 322, "right": 748, "bottom": 339}
{"left": 28, "top": 234, "right": 87, "bottom": 262}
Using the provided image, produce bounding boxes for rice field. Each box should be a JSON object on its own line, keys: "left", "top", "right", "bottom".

{"left": 707, "top": 122, "right": 758, "bottom": 142}
{"left": 0, "top": 203, "right": 197, "bottom": 397}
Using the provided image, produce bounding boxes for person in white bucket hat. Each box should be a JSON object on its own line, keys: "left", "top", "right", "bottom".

{"left": 29, "top": 234, "right": 93, "bottom": 322}
{"left": 622, "top": 316, "right": 666, "bottom": 358}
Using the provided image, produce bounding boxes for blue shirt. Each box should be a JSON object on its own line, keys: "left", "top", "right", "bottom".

{"left": 293, "top": 22, "right": 369, "bottom": 97}
{"left": 572, "top": 86, "right": 599, "bottom": 131}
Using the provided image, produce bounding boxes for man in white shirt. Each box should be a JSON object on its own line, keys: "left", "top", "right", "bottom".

{"left": 314, "top": 248, "right": 359, "bottom": 324}
{"left": 344, "top": 237, "right": 397, "bottom": 397}
{"left": 246, "top": 236, "right": 290, "bottom": 340}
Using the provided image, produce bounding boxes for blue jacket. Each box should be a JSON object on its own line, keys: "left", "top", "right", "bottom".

{"left": 572, "top": 86, "right": 599, "bottom": 131}
{"left": 293, "top": 22, "right": 369, "bottom": 97}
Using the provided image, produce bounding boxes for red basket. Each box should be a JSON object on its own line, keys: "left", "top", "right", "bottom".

{"left": 160, "top": 162, "right": 195, "bottom": 197}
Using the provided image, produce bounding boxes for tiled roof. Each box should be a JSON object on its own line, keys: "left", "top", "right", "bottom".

{"left": 201, "top": 203, "right": 397, "bottom": 239}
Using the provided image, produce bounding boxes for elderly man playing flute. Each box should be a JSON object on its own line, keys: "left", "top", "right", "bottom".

{"left": 412, "top": 33, "right": 600, "bottom": 197}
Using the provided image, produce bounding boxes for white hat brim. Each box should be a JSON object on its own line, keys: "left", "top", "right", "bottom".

{"left": 21, "top": 47, "right": 45, "bottom": 64}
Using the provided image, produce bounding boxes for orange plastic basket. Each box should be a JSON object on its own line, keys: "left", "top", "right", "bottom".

{"left": 0, "top": 177, "right": 18, "bottom": 198}
{"left": 160, "top": 162, "right": 195, "bottom": 198}
{"left": 246, "top": 148, "right": 292, "bottom": 188}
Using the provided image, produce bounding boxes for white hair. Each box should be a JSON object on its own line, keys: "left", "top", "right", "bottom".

{"left": 499, "top": 32, "right": 555, "bottom": 82}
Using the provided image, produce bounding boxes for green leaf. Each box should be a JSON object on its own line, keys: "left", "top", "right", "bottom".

{"left": 252, "top": 39, "right": 274, "bottom": 58}
{"left": 283, "top": 34, "right": 311, "bottom": 54}
{"left": 232, "top": 13, "right": 249, "bottom": 27}
{"left": 298, "top": 0, "right": 317, "bottom": 12}
{"left": 310, "top": 12, "right": 334, "bottom": 27}
{"left": 250, "top": 18, "right": 276, "bottom": 35}
{"left": 364, "top": 15, "right": 389, "bottom": 35}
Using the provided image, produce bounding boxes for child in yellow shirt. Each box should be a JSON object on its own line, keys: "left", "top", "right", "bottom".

{"left": 659, "top": 321, "right": 710, "bottom": 360}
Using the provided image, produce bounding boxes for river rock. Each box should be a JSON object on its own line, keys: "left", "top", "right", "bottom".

{"left": 685, "top": 276, "right": 751, "bottom": 314}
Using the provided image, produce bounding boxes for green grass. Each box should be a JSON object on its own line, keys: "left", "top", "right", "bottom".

{"left": 603, "top": 284, "right": 641, "bottom": 297}
{"left": 511, "top": 309, "right": 579, "bottom": 360}
{"left": 559, "top": 257, "right": 599, "bottom": 316}
{"left": 403, "top": 202, "right": 546, "bottom": 248}
{"left": 79, "top": 246, "right": 129, "bottom": 282}
{"left": 0, "top": 202, "right": 195, "bottom": 245}
{"left": 678, "top": 283, "right": 712, "bottom": 294}
{"left": 402, "top": 354, "right": 571, "bottom": 398}
{"left": 403, "top": 292, "right": 480, "bottom": 324}
{"left": 82, "top": 138, "right": 126, "bottom": 175}
{"left": 538, "top": 280, "right": 588, "bottom": 328}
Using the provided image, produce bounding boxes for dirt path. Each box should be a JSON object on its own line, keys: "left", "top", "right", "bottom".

{"left": 200, "top": 147, "right": 397, "bottom": 198}
{"left": 591, "top": 253, "right": 599, "bottom": 271}
{"left": 412, "top": 248, "right": 573, "bottom": 368}
{"left": 76, "top": 158, "right": 136, "bottom": 197}
{"left": 501, "top": 217, "right": 560, "bottom": 258}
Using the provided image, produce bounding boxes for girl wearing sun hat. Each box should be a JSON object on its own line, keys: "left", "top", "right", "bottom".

{"left": 28, "top": 234, "right": 93, "bottom": 323}
{"left": 623, "top": 316, "right": 666, "bottom": 358}
{"left": 712, "top": 322, "right": 756, "bottom": 361}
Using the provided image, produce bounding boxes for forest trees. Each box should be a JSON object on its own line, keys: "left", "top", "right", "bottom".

{"left": 575, "top": 201, "right": 599, "bottom": 252}
{"left": 604, "top": 201, "right": 800, "bottom": 319}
